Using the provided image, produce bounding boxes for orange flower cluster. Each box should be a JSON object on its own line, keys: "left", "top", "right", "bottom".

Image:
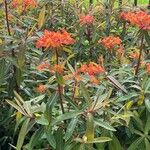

{"left": 79, "top": 15, "right": 94, "bottom": 25}
{"left": 36, "top": 30, "right": 75, "bottom": 49}
{"left": 36, "top": 84, "right": 47, "bottom": 93}
{"left": 36, "top": 62, "right": 64, "bottom": 74}
{"left": 50, "top": 64, "right": 64, "bottom": 74}
{"left": 120, "top": 11, "right": 150, "bottom": 30}
{"left": 146, "top": 63, "right": 150, "bottom": 74}
{"left": 77, "top": 62, "right": 105, "bottom": 76}
{"left": 63, "top": 62, "right": 105, "bottom": 84}
{"left": 129, "top": 51, "right": 140, "bottom": 60}
{"left": 11, "top": 0, "right": 37, "bottom": 10}
{"left": 36, "top": 61, "right": 50, "bottom": 71}
{"left": 76, "top": 62, "right": 105, "bottom": 84}
{"left": 98, "top": 36, "right": 122, "bottom": 49}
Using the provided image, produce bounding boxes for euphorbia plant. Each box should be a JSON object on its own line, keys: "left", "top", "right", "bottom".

{"left": 3, "top": 0, "right": 150, "bottom": 150}
{"left": 120, "top": 10, "right": 150, "bottom": 75}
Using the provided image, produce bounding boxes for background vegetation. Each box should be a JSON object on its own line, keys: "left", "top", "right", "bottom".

{"left": 0, "top": 0, "right": 150, "bottom": 150}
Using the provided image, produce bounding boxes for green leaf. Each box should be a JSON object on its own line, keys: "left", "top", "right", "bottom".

{"left": 16, "top": 68, "right": 23, "bottom": 86}
{"left": 45, "top": 93, "right": 58, "bottom": 122}
{"left": 144, "top": 78, "right": 150, "bottom": 94}
{"left": 67, "top": 62, "right": 75, "bottom": 73}
{"left": 107, "top": 75, "right": 127, "bottom": 94}
{"left": 17, "top": 44, "right": 26, "bottom": 69}
{"left": 14, "top": 91, "right": 24, "bottom": 104}
{"left": 28, "top": 128, "right": 43, "bottom": 150}
{"left": 108, "top": 134, "right": 123, "bottom": 150}
{"left": 145, "top": 99, "right": 150, "bottom": 113}
{"left": 145, "top": 138, "right": 150, "bottom": 150}
{"left": 0, "top": 59, "right": 7, "bottom": 85}
{"left": 116, "top": 92, "right": 138, "bottom": 102}
{"left": 144, "top": 31, "right": 150, "bottom": 46}
{"left": 35, "top": 114, "right": 49, "bottom": 125}
{"left": 46, "top": 129, "right": 56, "bottom": 149}
{"left": 85, "top": 113, "right": 94, "bottom": 142}
{"left": 29, "top": 94, "right": 45, "bottom": 104}
{"left": 6, "top": 99, "right": 27, "bottom": 116}
{"left": 127, "top": 137, "right": 143, "bottom": 150}
{"left": 55, "top": 128, "right": 64, "bottom": 150}
{"left": 6, "top": 57, "right": 19, "bottom": 68}
{"left": 64, "top": 117, "right": 78, "bottom": 141}
{"left": 86, "top": 137, "right": 112, "bottom": 143}
{"left": 144, "top": 114, "right": 150, "bottom": 134}
{"left": 16, "top": 118, "right": 30, "bottom": 150}
{"left": 80, "top": 82, "right": 92, "bottom": 109}
{"left": 51, "top": 111, "right": 82, "bottom": 126}
{"left": 94, "top": 119, "right": 116, "bottom": 131}
{"left": 38, "top": 6, "right": 46, "bottom": 29}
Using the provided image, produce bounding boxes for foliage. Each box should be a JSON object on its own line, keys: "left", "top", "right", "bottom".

{"left": 0, "top": 0, "right": 150, "bottom": 150}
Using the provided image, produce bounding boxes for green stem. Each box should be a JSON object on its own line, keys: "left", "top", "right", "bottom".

{"left": 135, "top": 34, "right": 144, "bottom": 76}
{"left": 55, "top": 49, "right": 65, "bottom": 114}
{"left": 85, "top": 113, "right": 94, "bottom": 148}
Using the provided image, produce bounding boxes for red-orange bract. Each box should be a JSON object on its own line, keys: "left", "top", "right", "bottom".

{"left": 77, "top": 62, "right": 105, "bottom": 76}
{"left": 76, "top": 62, "right": 105, "bottom": 84}
{"left": 98, "top": 36, "right": 122, "bottom": 49}
{"left": 50, "top": 64, "right": 64, "bottom": 74}
{"left": 12, "top": 0, "right": 37, "bottom": 10}
{"left": 36, "top": 61, "right": 50, "bottom": 71}
{"left": 79, "top": 15, "right": 94, "bottom": 25}
{"left": 129, "top": 51, "right": 140, "bottom": 60}
{"left": 120, "top": 11, "right": 150, "bottom": 30}
{"left": 36, "top": 29, "right": 75, "bottom": 49}
{"left": 36, "top": 84, "right": 47, "bottom": 93}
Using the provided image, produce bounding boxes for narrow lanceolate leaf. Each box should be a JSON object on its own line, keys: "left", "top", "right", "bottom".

{"left": 107, "top": 75, "right": 127, "bottom": 94}
{"left": 127, "top": 137, "right": 143, "bottom": 150}
{"left": 85, "top": 113, "right": 94, "bottom": 142}
{"left": 144, "top": 31, "right": 150, "bottom": 46}
{"left": 6, "top": 100, "right": 27, "bottom": 116}
{"left": 28, "top": 128, "right": 43, "bottom": 150}
{"left": 86, "top": 137, "right": 112, "bottom": 143}
{"left": 64, "top": 117, "right": 78, "bottom": 141}
{"left": 38, "top": 6, "right": 46, "bottom": 29}
{"left": 108, "top": 134, "right": 123, "bottom": 150}
{"left": 144, "top": 114, "right": 150, "bottom": 134}
{"left": 94, "top": 119, "right": 116, "bottom": 131}
{"left": 56, "top": 128, "right": 64, "bottom": 150}
{"left": 145, "top": 99, "right": 150, "bottom": 113}
{"left": 14, "top": 91, "right": 24, "bottom": 104}
{"left": 51, "top": 111, "right": 82, "bottom": 126}
{"left": 46, "top": 131, "right": 56, "bottom": 149}
{"left": 145, "top": 138, "right": 150, "bottom": 150}
{"left": 16, "top": 118, "right": 30, "bottom": 150}
{"left": 80, "top": 82, "right": 92, "bottom": 109}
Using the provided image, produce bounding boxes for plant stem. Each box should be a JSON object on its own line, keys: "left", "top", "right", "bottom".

{"left": 89, "top": 0, "right": 93, "bottom": 6}
{"left": 135, "top": 34, "right": 144, "bottom": 76}
{"left": 85, "top": 25, "right": 93, "bottom": 59}
{"left": 4, "top": 0, "right": 11, "bottom": 36}
{"left": 55, "top": 49, "right": 65, "bottom": 114}
{"left": 4, "top": 0, "right": 19, "bottom": 92}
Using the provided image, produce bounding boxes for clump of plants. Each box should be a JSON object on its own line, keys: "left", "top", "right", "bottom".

{"left": 0, "top": 0, "right": 150, "bottom": 149}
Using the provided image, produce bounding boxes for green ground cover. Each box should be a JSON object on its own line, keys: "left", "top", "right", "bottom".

{"left": 84, "top": 0, "right": 149, "bottom": 5}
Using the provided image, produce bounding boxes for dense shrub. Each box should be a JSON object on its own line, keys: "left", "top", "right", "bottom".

{"left": 0, "top": 0, "right": 150, "bottom": 149}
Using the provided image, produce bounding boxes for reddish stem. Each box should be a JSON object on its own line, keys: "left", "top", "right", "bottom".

{"left": 4, "top": 0, "right": 19, "bottom": 92}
